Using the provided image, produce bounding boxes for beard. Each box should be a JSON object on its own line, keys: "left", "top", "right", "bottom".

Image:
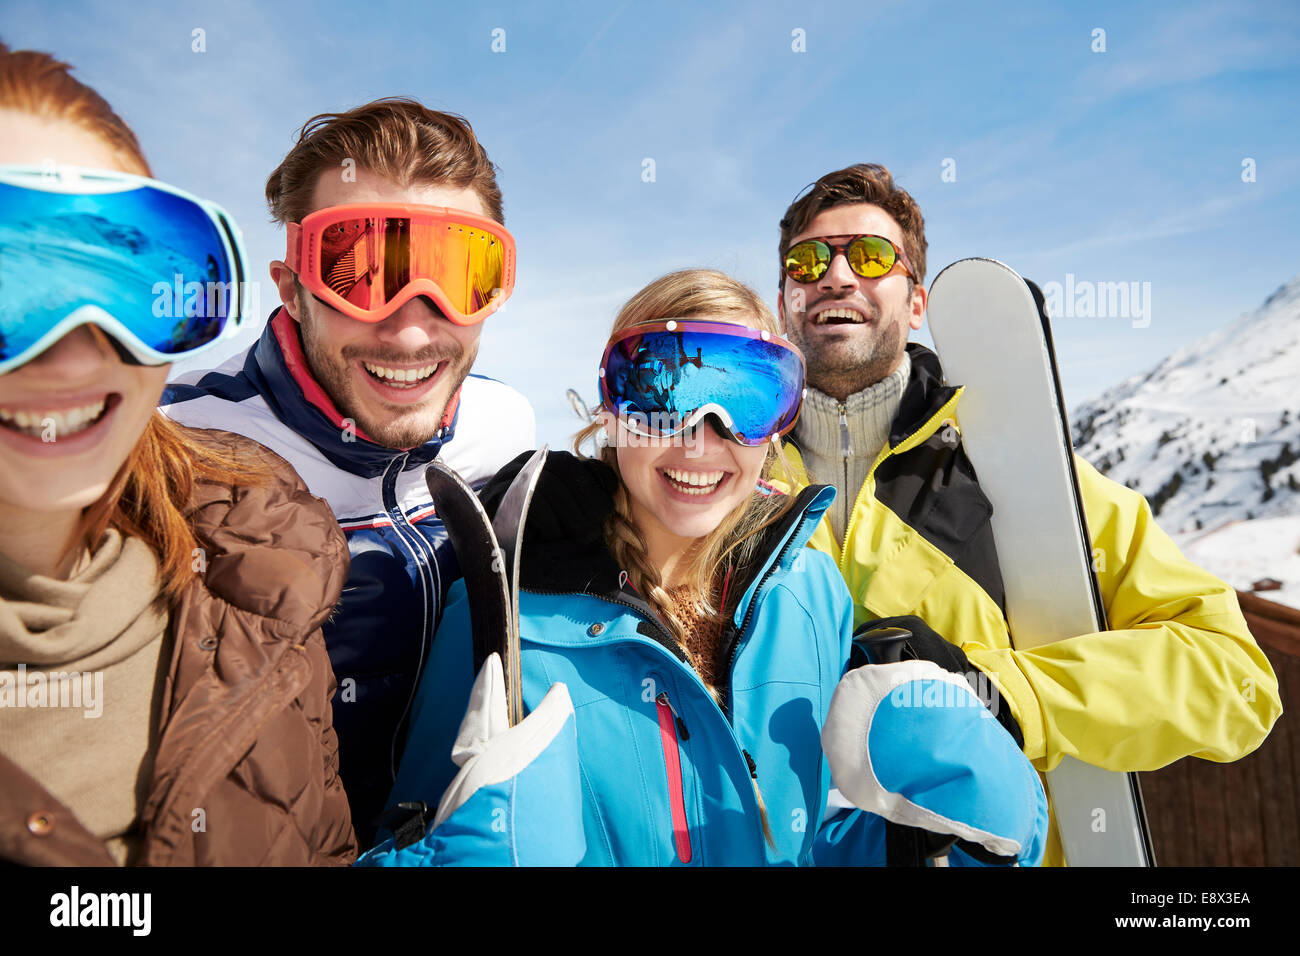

{"left": 785, "top": 294, "right": 910, "bottom": 399}
{"left": 297, "top": 289, "right": 478, "bottom": 449}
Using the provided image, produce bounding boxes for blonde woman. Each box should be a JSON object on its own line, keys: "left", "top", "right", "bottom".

{"left": 370, "top": 269, "right": 1048, "bottom": 866}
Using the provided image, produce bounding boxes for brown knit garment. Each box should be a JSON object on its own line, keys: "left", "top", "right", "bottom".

{"left": 662, "top": 584, "right": 729, "bottom": 691}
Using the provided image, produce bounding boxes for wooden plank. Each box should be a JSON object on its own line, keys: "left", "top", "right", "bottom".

{"left": 1141, "top": 756, "right": 1195, "bottom": 866}
{"left": 1273, "top": 652, "right": 1300, "bottom": 865}
{"left": 1189, "top": 751, "right": 1232, "bottom": 865}
{"left": 1223, "top": 743, "right": 1266, "bottom": 865}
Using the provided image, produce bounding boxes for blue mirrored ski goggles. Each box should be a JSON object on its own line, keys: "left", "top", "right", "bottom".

{"left": 0, "top": 164, "right": 249, "bottom": 375}
{"left": 598, "top": 319, "right": 806, "bottom": 446}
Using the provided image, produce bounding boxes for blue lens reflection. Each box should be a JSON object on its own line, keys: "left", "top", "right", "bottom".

{"left": 0, "top": 180, "right": 232, "bottom": 364}
{"left": 603, "top": 328, "right": 803, "bottom": 444}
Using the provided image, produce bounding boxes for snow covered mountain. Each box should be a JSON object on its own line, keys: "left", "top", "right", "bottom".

{"left": 1070, "top": 273, "right": 1300, "bottom": 537}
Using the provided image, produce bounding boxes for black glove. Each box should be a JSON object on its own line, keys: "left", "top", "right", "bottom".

{"left": 852, "top": 615, "right": 1025, "bottom": 751}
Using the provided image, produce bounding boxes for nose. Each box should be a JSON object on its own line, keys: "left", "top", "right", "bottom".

{"left": 372, "top": 295, "right": 451, "bottom": 351}
{"left": 818, "top": 248, "right": 860, "bottom": 296}
{"left": 682, "top": 414, "right": 731, "bottom": 451}
{"left": 19, "top": 326, "right": 117, "bottom": 380}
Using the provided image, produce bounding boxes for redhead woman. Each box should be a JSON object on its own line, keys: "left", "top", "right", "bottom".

{"left": 0, "top": 44, "right": 355, "bottom": 866}
{"left": 366, "top": 269, "right": 1049, "bottom": 866}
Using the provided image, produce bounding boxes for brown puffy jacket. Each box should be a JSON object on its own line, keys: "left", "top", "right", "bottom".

{"left": 0, "top": 429, "right": 358, "bottom": 866}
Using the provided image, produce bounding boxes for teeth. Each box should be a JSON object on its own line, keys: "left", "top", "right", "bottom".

{"left": 664, "top": 468, "right": 725, "bottom": 494}
{"left": 817, "top": 307, "right": 867, "bottom": 324}
{"left": 0, "top": 398, "right": 107, "bottom": 437}
{"left": 364, "top": 362, "right": 439, "bottom": 386}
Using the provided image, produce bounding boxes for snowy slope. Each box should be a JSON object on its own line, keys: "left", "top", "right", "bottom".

{"left": 1070, "top": 274, "right": 1300, "bottom": 535}
{"left": 1179, "top": 515, "right": 1300, "bottom": 611}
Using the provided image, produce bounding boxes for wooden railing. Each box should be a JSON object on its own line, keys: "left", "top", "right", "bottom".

{"left": 1137, "top": 591, "right": 1298, "bottom": 866}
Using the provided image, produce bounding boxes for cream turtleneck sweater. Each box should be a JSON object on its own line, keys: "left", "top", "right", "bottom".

{"left": 792, "top": 351, "right": 911, "bottom": 543}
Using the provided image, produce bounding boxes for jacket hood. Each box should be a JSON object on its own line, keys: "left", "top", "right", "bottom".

{"left": 244, "top": 308, "right": 461, "bottom": 479}
{"left": 478, "top": 450, "right": 834, "bottom": 626}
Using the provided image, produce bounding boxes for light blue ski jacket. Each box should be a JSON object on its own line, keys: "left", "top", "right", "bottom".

{"left": 381, "top": 452, "right": 1045, "bottom": 866}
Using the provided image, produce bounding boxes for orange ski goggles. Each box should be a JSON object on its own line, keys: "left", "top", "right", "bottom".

{"left": 285, "top": 203, "right": 516, "bottom": 324}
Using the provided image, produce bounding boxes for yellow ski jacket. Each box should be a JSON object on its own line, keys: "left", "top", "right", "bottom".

{"left": 772, "top": 345, "right": 1282, "bottom": 865}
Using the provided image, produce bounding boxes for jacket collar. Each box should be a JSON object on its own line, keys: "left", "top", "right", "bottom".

{"left": 245, "top": 308, "right": 461, "bottom": 479}
{"left": 784, "top": 342, "right": 958, "bottom": 460}
{"left": 890, "top": 342, "right": 958, "bottom": 447}
{"left": 479, "top": 451, "right": 834, "bottom": 628}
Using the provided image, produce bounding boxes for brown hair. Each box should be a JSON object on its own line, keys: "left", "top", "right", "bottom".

{"left": 0, "top": 42, "right": 267, "bottom": 602}
{"left": 778, "top": 163, "right": 928, "bottom": 288}
{"left": 265, "top": 97, "right": 505, "bottom": 226}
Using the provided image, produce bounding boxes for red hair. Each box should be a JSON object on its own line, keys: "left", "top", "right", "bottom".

{"left": 0, "top": 42, "right": 268, "bottom": 601}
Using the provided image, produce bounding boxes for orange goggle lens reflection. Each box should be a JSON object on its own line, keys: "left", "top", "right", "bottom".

{"left": 316, "top": 216, "right": 507, "bottom": 318}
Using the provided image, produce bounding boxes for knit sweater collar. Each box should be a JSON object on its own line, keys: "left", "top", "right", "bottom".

{"left": 794, "top": 350, "right": 912, "bottom": 462}
{"left": 0, "top": 529, "right": 165, "bottom": 669}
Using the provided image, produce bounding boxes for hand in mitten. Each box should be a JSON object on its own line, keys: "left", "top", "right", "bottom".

{"left": 822, "top": 659, "right": 1048, "bottom": 866}
{"left": 357, "top": 654, "right": 585, "bottom": 867}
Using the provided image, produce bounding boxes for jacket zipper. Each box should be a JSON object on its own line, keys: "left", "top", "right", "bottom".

{"left": 655, "top": 691, "right": 692, "bottom": 863}
{"left": 381, "top": 453, "right": 437, "bottom": 777}
{"left": 719, "top": 503, "right": 819, "bottom": 718}
{"left": 839, "top": 402, "right": 852, "bottom": 541}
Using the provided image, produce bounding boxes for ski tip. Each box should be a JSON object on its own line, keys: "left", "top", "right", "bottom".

{"left": 929, "top": 257, "right": 1022, "bottom": 287}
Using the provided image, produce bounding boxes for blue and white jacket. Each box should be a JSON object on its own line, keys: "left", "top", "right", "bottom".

{"left": 383, "top": 452, "right": 1046, "bottom": 865}
{"left": 160, "top": 308, "right": 534, "bottom": 843}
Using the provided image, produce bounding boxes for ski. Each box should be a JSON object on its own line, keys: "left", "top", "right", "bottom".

{"left": 424, "top": 445, "right": 548, "bottom": 727}
{"left": 490, "top": 446, "right": 549, "bottom": 726}
{"left": 425, "top": 462, "right": 511, "bottom": 689}
{"left": 926, "top": 257, "right": 1155, "bottom": 867}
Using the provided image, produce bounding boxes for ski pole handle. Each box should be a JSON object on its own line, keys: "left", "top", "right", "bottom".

{"left": 853, "top": 625, "right": 913, "bottom": 665}
{"left": 850, "top": 624, "right": 955, "bottom": 867}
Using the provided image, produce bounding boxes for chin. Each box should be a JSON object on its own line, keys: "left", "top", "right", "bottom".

{"left": 359, "top": 405, "right": 446, "bottom": 449}
{"left": 660, "top": 500, "right": 740, "bottom": 540}
{"left": 0, "top": 473, "right": 113, "bottom": 514}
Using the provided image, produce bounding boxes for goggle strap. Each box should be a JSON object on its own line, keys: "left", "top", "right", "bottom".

{"left": 285, "top": 221, "right": 302, "bottom": 272}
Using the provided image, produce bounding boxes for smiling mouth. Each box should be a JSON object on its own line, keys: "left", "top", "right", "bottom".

{"left": 0, "top": 394, "right": 118, "bottom": 438}
{"left": 362, "top": 361, "right": 444, "bottom": 389}
{"left": 813, "top": 307, "right": 870, "bottom": 326}
{"left": 662, "top": 467, "right": 729, "bottom": 496}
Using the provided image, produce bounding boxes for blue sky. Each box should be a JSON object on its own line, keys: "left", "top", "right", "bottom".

{"left": 4, "top": 0, "right": 1297, "bottom": 449}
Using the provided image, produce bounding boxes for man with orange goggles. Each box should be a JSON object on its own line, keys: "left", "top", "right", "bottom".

{"left": 161, "top": 99, "right": 535, "bottom": 847}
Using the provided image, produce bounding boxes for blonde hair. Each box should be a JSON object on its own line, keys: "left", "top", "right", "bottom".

{"left": 576, "top": 269, "right": 801, "bottom": 847}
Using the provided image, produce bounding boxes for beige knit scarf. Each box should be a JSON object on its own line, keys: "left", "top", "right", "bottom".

{"left": 0, "top": 529, "right": 170, "bottom": 865}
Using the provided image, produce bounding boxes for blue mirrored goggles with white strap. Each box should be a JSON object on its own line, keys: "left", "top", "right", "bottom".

{"left": 598, "top": 319, "right": 807, "bottom": 446}
{"left": 0, "top": 164, "right": 249, "bottom": 375}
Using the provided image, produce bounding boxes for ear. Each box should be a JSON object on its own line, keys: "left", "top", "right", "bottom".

{"left": 269, "top": 260, "right": 303, "bottom": 323}
{"left": 909, "top": 282, "right": 927, "bottom": 331}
